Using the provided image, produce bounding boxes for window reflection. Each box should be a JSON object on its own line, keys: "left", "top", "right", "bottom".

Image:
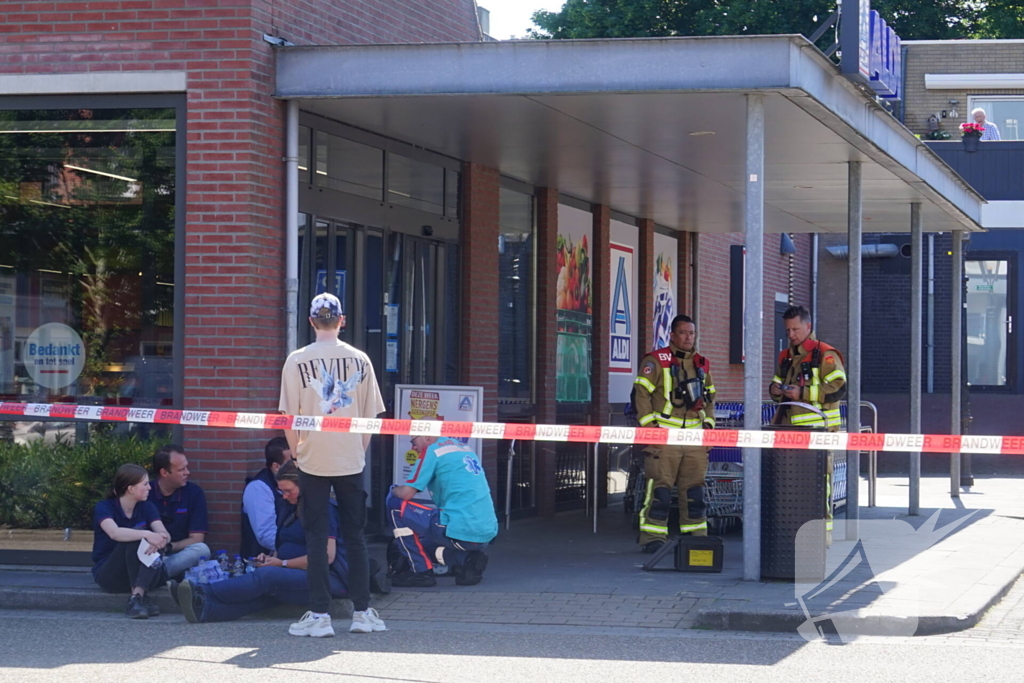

{"left": 315, "top": 131, "right": 383, "bottom": 200}
{"left": 498, "top": 187, "right": 534, "bottom": 403}
{"left": 0, "top": 107, "right": 176, "bottom": 406}
{"left": 388, "top": 153, "right": 444, "bottom": 214}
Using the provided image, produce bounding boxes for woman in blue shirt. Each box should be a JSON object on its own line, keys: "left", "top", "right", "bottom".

{"left": 173, "top": 460, "right": 388, "bottom": 630}
{"left": 92, "top": 463, "right": 172, "bottom": 619}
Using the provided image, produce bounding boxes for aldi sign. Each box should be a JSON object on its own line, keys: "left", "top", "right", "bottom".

{"left": 868, "top": 10, "right": 901, "bottom": 100}
{"left": 840, "top": 2, "right": 902, "bottom": 101}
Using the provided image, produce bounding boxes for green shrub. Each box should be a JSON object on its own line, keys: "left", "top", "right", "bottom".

{"left": 0, "top": 432, "right": 169, "bottom": 530}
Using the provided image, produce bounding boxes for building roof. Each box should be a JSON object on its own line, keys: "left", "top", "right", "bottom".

{"left": 276, "top": 35, "right": 983, "bottom": 234}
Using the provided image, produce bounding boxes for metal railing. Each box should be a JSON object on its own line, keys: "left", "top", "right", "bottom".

{"left": 505, "top": 400, "right": 882, "bottom": 531}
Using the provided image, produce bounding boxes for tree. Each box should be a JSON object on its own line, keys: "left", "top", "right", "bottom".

{"left": 530, "top": 1, "right": 1024, "bottom": 41}
{"left": 973, "top": 1, "right": 1024, "bottom": 38}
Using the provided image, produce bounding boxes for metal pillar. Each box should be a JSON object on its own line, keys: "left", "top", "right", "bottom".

{"left": 951, "top": 231, "right": 963, "bottom": 497}
{"left": 285, "top": 100, "right": 300, "bottom": 355}
{"left": 846, "top": 161, "right": 862, "bottom": 540}
{"left": 909, "top": 204, "right": 922, "bottom": 515}
{"left": 742, "top": 94, "right": 765, "bottom": 582}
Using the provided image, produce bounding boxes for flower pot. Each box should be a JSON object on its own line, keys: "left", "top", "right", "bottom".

{"left": 963, "top": 135, "right": 980, "bottom": 153}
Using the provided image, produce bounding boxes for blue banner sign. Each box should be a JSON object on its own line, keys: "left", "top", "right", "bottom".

{"left": 840, "top": 2, "right": 902, "bottom": 101}
{"left": 868, "top": 10, "right": 901, "bottom": 100}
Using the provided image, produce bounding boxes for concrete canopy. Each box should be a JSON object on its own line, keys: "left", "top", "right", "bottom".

{"left": 275, "top": 36, "right": 983, "bottom": 234}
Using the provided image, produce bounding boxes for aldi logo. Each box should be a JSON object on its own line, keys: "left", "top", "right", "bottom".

{"left": 458, "top": 395, "right": 474, "bottom": 412}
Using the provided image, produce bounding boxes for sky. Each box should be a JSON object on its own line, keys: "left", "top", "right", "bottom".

{"left": 480, "top": 1, "right": 565, "bottom": 40}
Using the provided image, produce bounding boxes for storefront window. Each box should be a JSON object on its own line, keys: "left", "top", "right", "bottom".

{"left": 0, "top": 107, "right": 177, "bottom": 409}
{"left": 315, "top": 131, "right": 384, "bottom": 200}
{"left": 0, "top": 106, "right": 178, "bottom": 557}
{"left": 498, "top": 187, "right": 534, "bottom": 404}
{"left": 298, "top": 125, "right": 311, "bottom": 185}
{"left": 969, "top": 97, "right": 1024, "bottom": 140}
{"left": 388, "top": 153, "right": 445, "bottom": 214}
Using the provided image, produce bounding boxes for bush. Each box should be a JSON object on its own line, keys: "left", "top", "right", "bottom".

{"left": 0, "top": 433, "right": 169, "bottom": 530}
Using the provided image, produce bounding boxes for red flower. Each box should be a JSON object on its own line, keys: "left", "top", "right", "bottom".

{"left": 960, "top": 122, "right": 985, "bottom": 137}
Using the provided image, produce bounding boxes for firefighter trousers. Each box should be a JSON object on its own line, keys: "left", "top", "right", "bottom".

{"left": 638, "top": 444, "right": 709, "bottom": 546}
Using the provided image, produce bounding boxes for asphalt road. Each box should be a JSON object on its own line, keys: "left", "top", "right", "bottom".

{"left": 0, "top": 604, "right": 1021, "bottom": 683}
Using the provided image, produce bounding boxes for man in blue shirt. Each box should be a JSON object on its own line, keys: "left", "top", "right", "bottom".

{"left": 387, "top": 435, "right": 497, "bottom": 587}
{"left": 149, "top": 444, "right": 210, "bottom": 579}
{"left": 241, "top": 436, "right": 294, "bottom": 557}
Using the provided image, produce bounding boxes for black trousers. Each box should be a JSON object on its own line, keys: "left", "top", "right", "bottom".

{"left": 94, "top": 541, "right": 165, "bottom": 594}
{"left": 299, "top": 470, "right": 370, "bottom": 613}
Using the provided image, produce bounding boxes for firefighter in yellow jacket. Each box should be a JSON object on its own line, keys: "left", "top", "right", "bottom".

{"left": 769, "top": 305, "right": 847, "bottom": 541}
{"left": 633, "top": 314, "right": 716, "bottom": 554}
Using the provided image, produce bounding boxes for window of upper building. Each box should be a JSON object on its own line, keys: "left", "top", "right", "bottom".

{"left": 968, "top": 96, "right": 1024, "bottom": 140}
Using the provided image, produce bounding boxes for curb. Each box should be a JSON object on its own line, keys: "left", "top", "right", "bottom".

{"left": 0, "top": 586, "right": 357, "bottom": 620}
{"left": 694, "top": 565, "right": 1024, "bottom": 636}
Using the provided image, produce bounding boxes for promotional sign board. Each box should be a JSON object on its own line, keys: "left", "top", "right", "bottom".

{"left": 652, "top": 232, "right": 677, "bottom": 350}
{"left": 392, "top": 385, "right": 484, "bottom": 497}
{"left": 608, "top": 218, "right": 638, "bottom": 404}
{"left": 24, "top": 323, "right": 85, "bottom": 391}
{"left": 556, "top": 204, "right": 593, "bottom": 403}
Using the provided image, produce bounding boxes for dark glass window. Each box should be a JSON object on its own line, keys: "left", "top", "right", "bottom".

{"left": 498, "top": 187, "right": 534, "bottom": 403}
{"left": 315, "top": 131, "right": 383, "bottom": 200}
{"left": 0, "top": 107, "right": 177, "bottom": 407}
{"left": 388, "top": 153, "right": 444, "bottom": 214}
{"left": 0, "top": 106, "right": 178, "bottom": 545}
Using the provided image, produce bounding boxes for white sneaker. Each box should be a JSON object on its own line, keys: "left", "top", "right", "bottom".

{"left": 350, "top": 607, "right": 387, "bottom": 633}
{"left": 288, "top": 611, "right": 335, "bottom": 638}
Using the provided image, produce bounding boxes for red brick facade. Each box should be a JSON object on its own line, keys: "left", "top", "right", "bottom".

{"left": 459, "top": 163, "right": 500, "bottom": 488}
{"left": 0, "top": 0, "right": 481, "bottom": 544}
{"left": 2, "top": 5, "right": 816, "bottom": 534}
{"left": 696, "top": 233, "right": 813, "bottom": 402}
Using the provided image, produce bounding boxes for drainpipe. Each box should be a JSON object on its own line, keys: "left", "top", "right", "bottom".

{"left": 285, "top": 100, "right": 299, "bottom": 354}
{"left": 927, "top": 233, "right": 935, "bottom": 393}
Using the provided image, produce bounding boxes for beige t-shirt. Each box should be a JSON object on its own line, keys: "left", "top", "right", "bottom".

{"left": 278, "top": 340, "right": 386, "bottom": 477}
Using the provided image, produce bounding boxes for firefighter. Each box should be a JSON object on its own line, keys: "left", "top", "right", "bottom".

{"left": 633, "top": 314, "right": 716, "bottom": 554}
{"left": 769, "top": 305, "right": 847, "bottom": 542}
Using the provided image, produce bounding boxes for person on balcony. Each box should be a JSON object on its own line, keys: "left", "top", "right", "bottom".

{"left": 972, "top": 108, "right": 1001, "bottom": 141}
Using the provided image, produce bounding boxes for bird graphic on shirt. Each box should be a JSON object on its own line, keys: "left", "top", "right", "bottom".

{"left": 309, "top": 368, "right": 363, "bottom": 415}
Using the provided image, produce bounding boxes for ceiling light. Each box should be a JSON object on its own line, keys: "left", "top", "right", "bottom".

{"left": 29, "top": 200, "right": 70, "bottom": 209}
{"left": 65, "top": 164, "right": 137, "bottom": 183}
{"left": 688, "top": 131, "right": 716, "bottom": 136}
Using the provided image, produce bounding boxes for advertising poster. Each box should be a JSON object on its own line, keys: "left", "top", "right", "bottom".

{"left": 608, "top": 219, "right": 638, "bottom": 404}
{"left": 556, "top": 204, "right": 593, "bottom": 403}
{"left": 392, "top": 385, "right": 484, "bottom": 498}
{"left": 652, "top": 232, "right": 678, "bottom": 350}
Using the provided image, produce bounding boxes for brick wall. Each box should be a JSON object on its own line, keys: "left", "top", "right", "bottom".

{"left": 903, "top": 41, "right": 1024, "bottom": 137}
{"left": 637, "top": 219, "right": 655, "bottom": 355}
{"left": 460, "top": 163, "right": 500, "bottom": 491}
{"left": 535, "top": 187, "right": 560, "bottom": 516}
{"left": 0, "top": 0, "right": 481, "bottom": 546}
{"left": 696, "top": 232, "right": 813, "bottom": 402}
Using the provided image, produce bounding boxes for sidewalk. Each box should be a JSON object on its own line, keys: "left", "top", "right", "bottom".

{"left": 2, "top": 475, "right": 1022, "bottom": 636}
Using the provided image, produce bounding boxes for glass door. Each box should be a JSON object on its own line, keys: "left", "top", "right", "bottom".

{"left": 966, "top": 258, "right": 1014, "bottom": 390}
{"left": 299, "top": 220, "right": 353, "bottom": 346}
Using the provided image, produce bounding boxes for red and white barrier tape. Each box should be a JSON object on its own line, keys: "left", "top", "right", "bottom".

{"left": 1, "top": 401, "right": 1018, "bottom": 455}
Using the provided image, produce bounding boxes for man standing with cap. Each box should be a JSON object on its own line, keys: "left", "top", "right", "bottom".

{"left": 279, "top": 292, "right": 387, "bottom": 637}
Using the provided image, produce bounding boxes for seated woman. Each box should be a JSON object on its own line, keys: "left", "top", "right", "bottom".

{"left": 174, "top": 460, "right": 388, "bottom": 633}
{"left": 92, "top": 463, "right": 172, "bottom": 619}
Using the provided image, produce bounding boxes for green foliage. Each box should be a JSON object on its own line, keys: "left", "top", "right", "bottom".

{"left": 0, "top": 433, "right": 168, "bottom": 530}
{"left": 529, "top": 1, "right": 1024, "bottom": 41}
{"left": 973, "top": 1, "right": 1024, "bottom": 38}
